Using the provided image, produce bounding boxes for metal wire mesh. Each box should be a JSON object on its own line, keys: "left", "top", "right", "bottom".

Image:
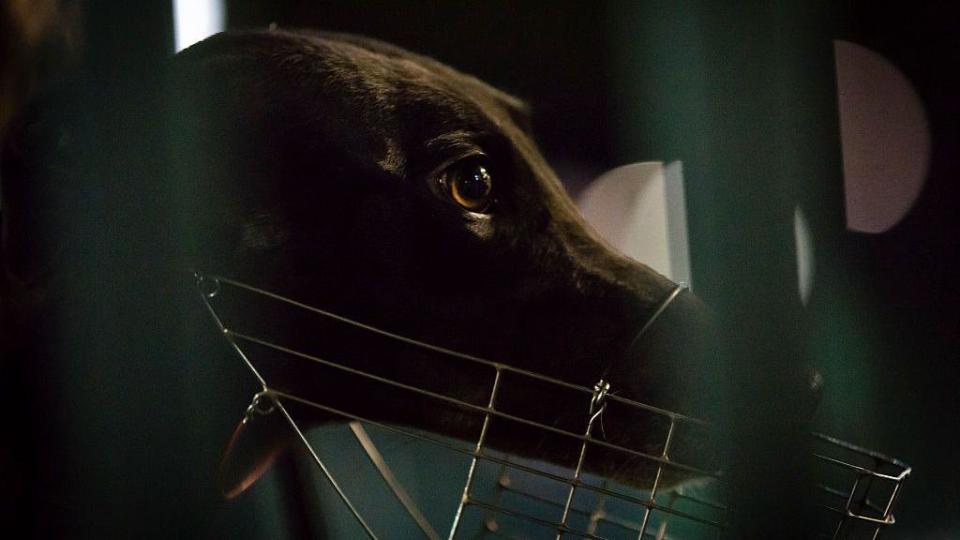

{"left": 196, "top": 272, "right": 910, "bottom": 539}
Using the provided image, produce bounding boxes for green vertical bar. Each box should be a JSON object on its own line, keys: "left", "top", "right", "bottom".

{"left": 610, "top": 1, "right": 845, "bottom": 536}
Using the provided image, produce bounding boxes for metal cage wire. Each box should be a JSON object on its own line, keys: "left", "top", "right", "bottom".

{"left": 195, "top": 272, "right": 910, "bottom": 539}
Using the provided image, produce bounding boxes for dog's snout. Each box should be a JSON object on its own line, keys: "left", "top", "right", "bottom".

{"left": 532, "top": 217, "right": 719, "bottom": 417}
{"left": 618, "top": 287, "right": 720, "bottom": 418}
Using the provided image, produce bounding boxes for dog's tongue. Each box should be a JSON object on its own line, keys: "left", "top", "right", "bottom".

{"left": 219, "top": 412, "right": 292, "bottom": 499}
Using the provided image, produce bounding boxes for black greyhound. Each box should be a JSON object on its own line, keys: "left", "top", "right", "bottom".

{"left": 2, "top": 30, "right": 727, "bottom": 534}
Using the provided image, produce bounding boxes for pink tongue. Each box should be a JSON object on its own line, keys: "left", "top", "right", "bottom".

{"left": 219, "top": 411, "right": 293, "bottom": 499}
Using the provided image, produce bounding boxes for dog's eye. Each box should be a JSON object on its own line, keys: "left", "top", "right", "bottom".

{"left": 440, "top": 159, "right": 494, "bottom": 213}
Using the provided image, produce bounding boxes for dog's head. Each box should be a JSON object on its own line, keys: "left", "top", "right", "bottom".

{"left": 2, "top": 30, "right": 721, "bottom": 497}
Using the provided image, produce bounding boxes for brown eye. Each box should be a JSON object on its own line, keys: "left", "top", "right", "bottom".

{"left": 441, "top": 159, "right": 494, "bottom": 213}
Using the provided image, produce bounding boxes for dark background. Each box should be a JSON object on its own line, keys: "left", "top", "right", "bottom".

{"left": 3, "top": 1, "right": 957, "bottom": 537}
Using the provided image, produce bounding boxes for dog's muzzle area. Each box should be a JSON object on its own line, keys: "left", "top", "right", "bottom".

{"left": 144, "top": 30, "right": 731, "bottom": 498}
{"left": 202, "top": 271, "right": 722, "bottom": 501}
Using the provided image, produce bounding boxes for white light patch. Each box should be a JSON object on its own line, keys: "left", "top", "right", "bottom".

{"left": 173, "top": 0, "right": 225, "bottom": 52}
{"left": 577, "top": 161, "right": 692, "bottom": 289}
{"left": 834, "top": 40, "right": 930, "bottom": 234}
{"left": 794, "top": 206, "right": 815, "bottom": 306}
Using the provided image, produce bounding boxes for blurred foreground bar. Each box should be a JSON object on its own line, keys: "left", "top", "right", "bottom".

{"left": 610, "top": 1, "right": 845, "bottom": 537}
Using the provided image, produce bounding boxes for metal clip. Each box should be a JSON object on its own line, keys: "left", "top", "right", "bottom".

{"left": 589, "top": 379, "right": 610, "bottom": 420}
{"left": 195, "top": 271, "right": 221, "bottom": 298}
{"left": 243, "top": 390, "right": 276, "bottom": 423}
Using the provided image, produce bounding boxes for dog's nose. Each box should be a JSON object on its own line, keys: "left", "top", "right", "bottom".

{"left": 615, "top": 285, "right": 824, "bottom": 422}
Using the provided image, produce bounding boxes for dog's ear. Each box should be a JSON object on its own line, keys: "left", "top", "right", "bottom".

{"left": 497, "top": 93, "right": 535, "bottom": 137}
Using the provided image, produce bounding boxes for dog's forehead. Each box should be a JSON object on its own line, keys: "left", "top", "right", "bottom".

{"left": 177, "top": 30, "right": 530, "bottom": 177}
{"left": 310, "top": 33, "right": 534, "bottom": 169}
{"left": 316, "top": 32, "right": 527, "bottom": 126}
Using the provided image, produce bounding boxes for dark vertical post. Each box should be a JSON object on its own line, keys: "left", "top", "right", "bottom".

{"left": 84, "top": 0, "right": 174, "bottom": 78}
{"left": 610, "top": 1, "right": 844, "bottom": 536}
